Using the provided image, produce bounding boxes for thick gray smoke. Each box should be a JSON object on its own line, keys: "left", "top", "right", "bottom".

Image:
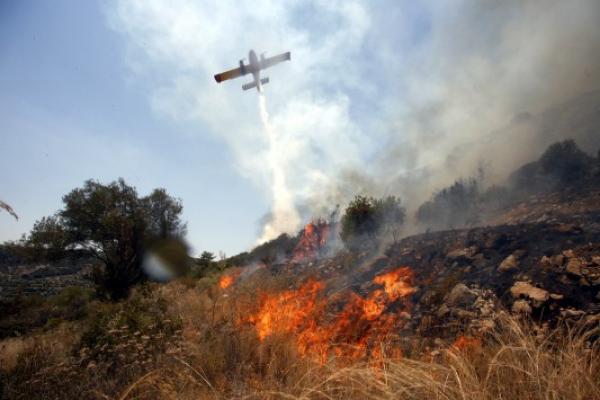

{"left": 305, "top": 0, "right": 600, "bottom": 218}
{"left": 111, "top": 0, "right": 600, "bottom": 244}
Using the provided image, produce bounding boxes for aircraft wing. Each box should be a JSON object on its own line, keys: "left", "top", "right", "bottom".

{"left": 214, "top": 66, "right": 244, "bottom": 83}
{"left": 260, "top": 52, "right": 291, "bottom": 70}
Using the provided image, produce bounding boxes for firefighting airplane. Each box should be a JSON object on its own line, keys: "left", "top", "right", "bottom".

{"left": 214, "top": 49, "right": 291, "bottom": 92}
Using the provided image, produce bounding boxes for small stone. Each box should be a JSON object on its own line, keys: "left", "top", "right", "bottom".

{"left": 592, "top": 256, "right": 600, "bottom": 265}
{"left": 512, "top": 300, "right": 532, "bottom": 314}
{"left": 566, "top": 258, "right": 583, "bottom": 276}
{"left": 446, "top": 248, "right": 475, "bottom": 261}
{"left": 552, "top": 254, "right": 565, "bottom": 267}
{"left": 540, "top": 256, "right": 552, "bottom": 267}
{"left": 510, "top": 281, "right": 549, "bottom": 303}
{"left": 498, "top": 254, "right": 519, "bottom": 272}
{"left": 579, "top": 277, "right": 591, "bottom": 286}
{"left": 550, "top": 293, "right": 564, "bottom": 300}
{"left": 563, "top": 249, "right": 576, "bottom": 258}
{"left": 446, "top": 283, "right": 477, "bottom": 307}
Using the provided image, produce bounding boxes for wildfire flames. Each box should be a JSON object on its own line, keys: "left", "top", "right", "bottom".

{"left": 248, "top": 267, "right": 416, "bottom": 362}
{"left": 219, "top": 273, "right": 237, "bottom": 289}
{"left": 292, "top": 220, "right": 330, "bottom": 263}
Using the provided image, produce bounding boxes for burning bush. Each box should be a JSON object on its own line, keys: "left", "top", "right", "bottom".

{"left": 291, "top": 219, "right": 330, "bottom": 263}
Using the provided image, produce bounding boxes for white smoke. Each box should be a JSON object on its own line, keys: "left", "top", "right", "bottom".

{"left": 257, "top": 93, "right": 301, "bottom": 242}
{"left": 109, "top": 1, "right": 600, "bottom": 249}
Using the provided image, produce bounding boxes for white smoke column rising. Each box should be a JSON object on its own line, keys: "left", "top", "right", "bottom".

{"left": 257, "top": 93, "right": 301, "bottom": 243}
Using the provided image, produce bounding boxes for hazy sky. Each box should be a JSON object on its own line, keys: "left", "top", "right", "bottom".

{"left": 1, "top": 1, "right": 599, "bottom": 256}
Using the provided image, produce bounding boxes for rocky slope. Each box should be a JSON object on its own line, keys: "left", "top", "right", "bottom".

{"left": 265, "top": 188, "right": 600, "bottom": 351}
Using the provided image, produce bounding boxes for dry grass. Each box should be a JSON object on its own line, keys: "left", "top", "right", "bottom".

{"left": 270, "top": 315, "right": 600, "bottom": 400}
{"left": 2, "top": 280, "right": 599, "bottom": 400}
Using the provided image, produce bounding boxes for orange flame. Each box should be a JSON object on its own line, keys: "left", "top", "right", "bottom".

{"left": 292, "top": 220, "right": 330, "bottom": 263}
{"left": 451, "top": 336, "right": 481, "bottom": 352}
{"left": 247, "top": 266, "right": 415, "bottom": 363}
{"left": 219, "top": 273, "right": 236, "bottom": 289}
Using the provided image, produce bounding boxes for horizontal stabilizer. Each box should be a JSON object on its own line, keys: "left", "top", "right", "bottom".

{"left": 242, "top": 77, "right": 270, "bottom": 91}
{"left": 242, "top": 81, "right": 258, "bottom": 91}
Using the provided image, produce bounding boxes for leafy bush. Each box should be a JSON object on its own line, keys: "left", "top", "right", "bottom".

{"left": 340, "top": 195, "right": 405, "bottom": 251}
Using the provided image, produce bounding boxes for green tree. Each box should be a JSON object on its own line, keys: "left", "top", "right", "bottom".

{"left": 28, "top": 216, "right": 68, "bottom": 260}
{"left": 340, "top": 195, "right": 406, "bottom": 251}
{"left": 340, "top": 195, "right": 377, "bottom": 250}
{"left": 29, "top": 179, "right": 187, "bottom": 299}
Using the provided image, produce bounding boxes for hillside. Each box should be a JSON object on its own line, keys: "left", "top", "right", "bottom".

{"left": 1, "top": 140, "right": 599, "bottom": 399}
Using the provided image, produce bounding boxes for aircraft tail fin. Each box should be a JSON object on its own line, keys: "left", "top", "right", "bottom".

{"left": 242, "top": 77, "right": 270, "bottom": 91}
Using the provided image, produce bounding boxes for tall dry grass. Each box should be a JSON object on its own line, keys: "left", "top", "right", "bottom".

{"left": 2, "top": 279, "right": 599, "bottom": 400}
{"left": 120, "top": 282, "right": 600, "bottom": 400}
{"left": 268, "top": 315, "right": 600, "bottom": 400}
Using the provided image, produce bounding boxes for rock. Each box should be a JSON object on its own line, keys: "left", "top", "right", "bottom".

{"left": 445, "top": 283, "right": 477, "bottom": 307}
{"left": 510, "top": 281, "right": 550, "bottom": 303}
{"left": 566, "top": 258, "right": 583, "bottom": 276}
{"left": 540, "top": 255, "right": 552, "bottom": 267}
{"left": 592, "top": 256, "right": 600, "bottom": 266}
{"left": 498, "top": 254, "right": 519, "bottom": 272}
{"left": 552, "top": 254, "right": 565, "bottom": 267}
{"left": 562, "top": 249, "right": 576, "bottom": 258}
{"left": 512, "top": 300, "right": 532, "bottom": 314}
{"left": 550, "top": 293, "right": 564, "bottom": 300}
{"left": 446, "top": 247, "right": 476, "bottom": 262}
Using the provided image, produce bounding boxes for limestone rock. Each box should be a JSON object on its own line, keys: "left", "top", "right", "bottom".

{"left": 562, "top": 249, "right": 576, "bottom": 258}
{"left": 498, "top": 254, "right": 519, "bottom": 272}
{"left": 510, "top": 281, "right": 549, "bottom": 303}
{"left": 566, "top": 258, "right": 583, "bottom": 276}
{"left": 445, "top": 283, "right": 477, "bottom": 307}
{"left": 446, "top": 247, "right": 476, "bottom": 262}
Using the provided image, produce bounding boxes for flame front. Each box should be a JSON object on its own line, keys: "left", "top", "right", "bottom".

{"left": 292, "top": 220, "right": 330, "bottom": 263}
{"left": 250, "top": 280, "right": 324, "bottom": 340}
{"left": 219, "top": 274, "right": 235, "bottom": 289}
{"left": 247, "top": 267, "right": 416, "bottom": 362}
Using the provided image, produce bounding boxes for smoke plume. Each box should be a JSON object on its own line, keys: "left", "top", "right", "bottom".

{"left": 258, "top": 93, "right": 301, "bottom": 242}
{"left": 110, "top": 0, "right": 600, "bottom": 248}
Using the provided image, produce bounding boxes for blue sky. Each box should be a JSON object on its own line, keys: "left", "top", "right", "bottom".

{"left": 1, "top": 1, "right": 598, "bottom": 256}
{"left": 0, "top": 1, "right": 263, "bottom": 255}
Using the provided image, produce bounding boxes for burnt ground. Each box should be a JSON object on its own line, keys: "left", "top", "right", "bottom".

{"left": 272, "top": 189, "right": 600, "bottom": 343}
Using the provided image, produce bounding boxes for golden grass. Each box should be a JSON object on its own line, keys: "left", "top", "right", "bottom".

{"left": 2, "top": 280, "right": 599, "bottom": 400}
{"left": 271, "top": 315, "right": 600, "bottom": 400}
